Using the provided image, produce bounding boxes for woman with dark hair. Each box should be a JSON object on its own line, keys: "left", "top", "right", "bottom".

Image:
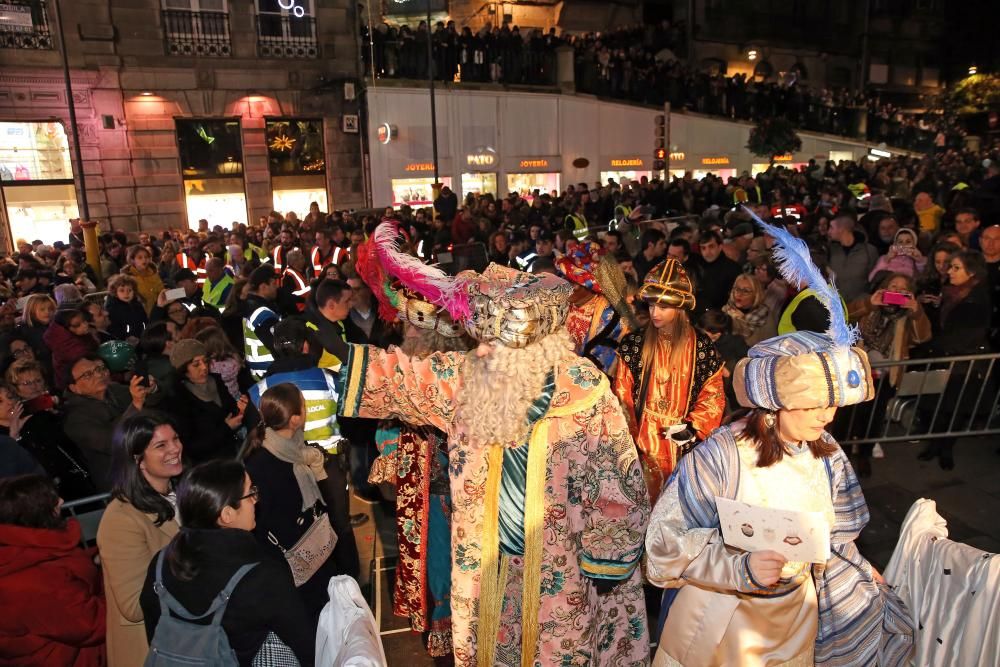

{"left": 96, "top": 412, "right": 183, "bottom": 667}
{"left": 916, "top": 250, "right": 993, "bottom": 469}
{"left": 139, "top": 460, "right": 315, "bottom": 666}
{"left": 43, "top": 308, "right": 98, "bottom": 391}
{"left": 0, "top": 474, "right": 106, "bottom": 666}
{"left": 242, "top": 383, "right": 337, "bottom": 620}
{"left": 646, "top": 221, "right": 913, "bottom": 666}
{"left": 135, "top": 322, "right": 176, "bottom": 407}
{"left": 166, "top": 339, "right": 246, "bottom": 463}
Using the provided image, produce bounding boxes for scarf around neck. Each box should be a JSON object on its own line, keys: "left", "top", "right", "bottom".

{"left": 262, "top": 427, "right": 328, "bottom": 512}
{"left": 184, "top": 377, "right": 221, "bottom": 406}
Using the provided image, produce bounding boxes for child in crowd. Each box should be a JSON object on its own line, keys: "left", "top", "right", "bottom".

{"left": 194, "top": 325, "right": 245, "bottom": 400}
{"left": 698, "top": 309, "right": 748, "bottom": 416}
{"left": 104, "top": 274, "right": 148, "bottom": 342}
{"left": 869, "top": 228, "right": 926, "bottom": 283}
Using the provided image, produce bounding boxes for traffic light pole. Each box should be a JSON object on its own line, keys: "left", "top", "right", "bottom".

{"left": 664, "top": 102, "right": 671, "bottom": 178}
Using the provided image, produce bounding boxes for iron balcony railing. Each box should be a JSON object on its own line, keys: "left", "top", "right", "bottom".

{"left": 0, "top": 0, "right": 53, "bottom": 50}
{"left": 162, "top": 8, "right": 231, "bottom": 57}
{"left": 835, "top": 352, "right": 1000, "bottom": 446}
{"left": 256, "top": 12, "right": 317, "bottom": 59}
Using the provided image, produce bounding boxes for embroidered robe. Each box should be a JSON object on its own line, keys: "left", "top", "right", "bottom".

{"left": 340, "top": 344, "right": 651, "bottom": 667}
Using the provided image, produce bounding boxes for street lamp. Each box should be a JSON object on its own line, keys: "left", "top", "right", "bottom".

{"left": 52, "top": 0, "right": 89, "bottom": 221}
{"left": 748, "top": 48, "right": 758, "bottom": 62}
{"left": 968, "top": 65, "right": 978, "bottom": 76}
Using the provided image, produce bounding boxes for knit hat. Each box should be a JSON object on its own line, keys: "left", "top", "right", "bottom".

{"left": 869, "top": 194, "right": 893, "bottom": 213}
{"left": 169, "top": 338, "right": 208, "bottom": 369}
{"left": 732, "top": 207, "right": 875, "bottom": 411}
{"left": 638, "top": 258, "right": 696, "bottom": 310}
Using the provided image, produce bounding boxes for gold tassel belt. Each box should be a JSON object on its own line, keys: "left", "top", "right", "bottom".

{"left": 477, "top": 422, "right": 548, "bottom": 667}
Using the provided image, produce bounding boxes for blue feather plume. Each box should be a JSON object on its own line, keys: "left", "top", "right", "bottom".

{"left": 741, "top": 205, "right": 857, "bottom": 347}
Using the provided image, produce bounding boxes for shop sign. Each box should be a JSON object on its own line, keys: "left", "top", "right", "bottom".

{"left": 466, "top": 146, "right": 497, "bottom": 168}
{"left": 773, "top": 154, "right": 794, "bottom": 162}
{"left": 669, "top": 152, "right": 685, "bottom": 161}
{"left": 610, "top": 158, "right": 644, "bottom": 168}
{"left": 518, "top": 158, "right": 549, "bottom": 169}
{"left": 404, "top": 162, "right": 435, "bottom": 172}
{"left": 701, "top": 156, "right": 730, "bottom": 166}
{"left": 377, "top": 123, "right": 397, "bottom": 144}
{"left": 0, "top": 4, "right": 33, "bottom": 33}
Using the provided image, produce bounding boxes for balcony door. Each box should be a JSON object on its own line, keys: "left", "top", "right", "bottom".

{"left": 256, "top": 0, "right": 317, "bottom": 57}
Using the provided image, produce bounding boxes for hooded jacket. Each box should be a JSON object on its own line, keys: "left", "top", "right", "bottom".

{"left": 0, "top": 519, "right": 106, "bottom": 666}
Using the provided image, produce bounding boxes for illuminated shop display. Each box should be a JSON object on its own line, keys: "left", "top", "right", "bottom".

{"left": 506, "top": 172, "right": 559, "bottom": 198}
{"left": 266, "top": 118, "right": 328, "bottom": 214}
{"left": 599, "top": 170, "right": 652, "bottom": 185}
{"left": 461, "top": 172, "right": 497, "bottom": 197}
{"left": 0, "top": 121, "right": 78, "bottom": 245}
{"left": 391, "top": 177, "right": 452, "bottom": 207}
{"left": 176, "top": 118, "right": 248, "bottom": 230}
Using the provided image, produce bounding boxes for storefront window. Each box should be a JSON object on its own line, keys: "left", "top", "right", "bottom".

{"left": 461, "top": 172, "right": 497, "bottom": 197}
{"left": 176, "top": 118, "right": 248, "bottom": 229}
{"left": 266, "top": 118, "right": 327, "bottom": 214}
{"left": 599, "top": 170, "right": 651, "bottom": 186}
{"left": 691, "top": 168, "right": 737, "bottom": 180}
{"left": 391, "top": 177, "right": 452, "bottom": 207}
{"left": 506, "top": 172, "right": 559, "bottom": 199}
{"left": 751, "top": 163, "right": 807, "bottom": 176}
{"left": 0, "top": 121, "right": 78, "bottom": 245}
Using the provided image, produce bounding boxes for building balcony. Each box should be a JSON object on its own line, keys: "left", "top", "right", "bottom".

{"left": 0, "top": 0, "right": 53, "bottom": 50}
{"left": 256, "top": 12, "right": 317, "bottom": 59}
{"left": 162, "top": 8, "right": 231, "bottom": 57}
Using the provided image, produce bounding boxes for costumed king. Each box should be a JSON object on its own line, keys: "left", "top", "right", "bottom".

{"left": 327, "top": 250, "right": 651, "bottom": 667}
{"left": 356, "top": 222, "right": 474, "bottom": 657}
{"left": 613, "top": 258, "right": 725, "bottom": 501}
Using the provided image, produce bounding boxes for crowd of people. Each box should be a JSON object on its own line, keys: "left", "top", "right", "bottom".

{"left": 363, "top": 19, "right": 961, "bottom": 150}
{"left": 0, "top": 135, "right": 997, "bottom": 665}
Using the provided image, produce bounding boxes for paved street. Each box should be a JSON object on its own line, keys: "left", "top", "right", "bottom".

{"left": 351, "top": 435, "right": 1000, "bottom": 665}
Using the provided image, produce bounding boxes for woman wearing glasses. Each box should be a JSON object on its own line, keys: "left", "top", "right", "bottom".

{"left": 722, "top": 273, "right": 779, "bottom": 347}
{"left": 97, "top": 412, "right": 183, "bottom": 667}
{"left": 139, "top": 460, "right": 314, "bottom": 666}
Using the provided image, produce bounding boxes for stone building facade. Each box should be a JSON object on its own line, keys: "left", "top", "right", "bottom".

{"left": 0, "top": 0, "right": 363, "bottom": 247}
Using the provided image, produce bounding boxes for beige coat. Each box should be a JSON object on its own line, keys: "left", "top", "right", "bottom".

{"left": 96, "top": 498, "right": 179, "bottom": 667}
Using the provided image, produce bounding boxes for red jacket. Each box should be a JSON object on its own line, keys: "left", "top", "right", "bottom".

{"left": 42, "top": 322, "right": 99, "bottom": 390}
{"left": 0, "top": 520, "right": 106, "bottom": 666}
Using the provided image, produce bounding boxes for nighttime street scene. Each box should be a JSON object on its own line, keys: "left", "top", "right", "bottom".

{"left": 1, "top": 0, "right": 999, "bottom": 665}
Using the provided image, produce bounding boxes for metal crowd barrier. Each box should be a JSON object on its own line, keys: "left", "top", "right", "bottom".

{"left": 835, "top": 352, "right": 1000, "bottom": 446}
{"left": 61, "top": 492, "right": 112, "bottom": 547}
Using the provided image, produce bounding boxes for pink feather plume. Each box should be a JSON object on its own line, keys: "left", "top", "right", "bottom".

{"left": 354, "top": 237, "right": 398, "bottom": 323}
{"left": 373, "top": 219, "right": 472, "bottom": 322}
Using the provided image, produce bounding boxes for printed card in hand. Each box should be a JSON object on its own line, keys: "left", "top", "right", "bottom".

{"left": 715, "top": 497, "right": 830, "bottom": 563}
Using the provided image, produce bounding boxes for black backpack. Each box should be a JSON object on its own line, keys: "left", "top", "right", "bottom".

{"left": 144, "top": 549, "right": 258, "bottom": 666}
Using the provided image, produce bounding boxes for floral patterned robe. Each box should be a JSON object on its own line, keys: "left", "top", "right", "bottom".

{"left": 340, "top": 343, "right": 651, "bottom": 667}
{"left": 369, "top": 422, "right": 453, "bottom": 656}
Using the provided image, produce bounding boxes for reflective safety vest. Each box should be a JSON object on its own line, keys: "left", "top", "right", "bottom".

{"left": 271, "top": 246, "right": 284, "bottom": 271}
{"left": 283, "top": 267, "right": 311, "bottom": 305}
{"left": 202, "top": 273, "right": 234, "bottom": 310}
{"left": 310, "top": 245, "right": 349, "bottom": 277}
{"left": 777, "top": 288, "right": 848, "bottom": 335}
{"left": 249, "top": 367, "right": 343, "bottom": 452}
{"left": 566, "top": 213, "right": 588, "bottom": 240}
{"left": 243, "top": 305, "right": 278, "bottom": 380}
{"left": 176, "top": 252, "right": 207, "bottom": 285}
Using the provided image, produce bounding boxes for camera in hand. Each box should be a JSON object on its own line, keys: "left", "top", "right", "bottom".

{"left": 882, "top": 291, "right": 910, "bottom": 306}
